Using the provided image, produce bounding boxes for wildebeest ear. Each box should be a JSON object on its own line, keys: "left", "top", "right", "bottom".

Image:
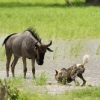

{"left": 55, "top": 70, "right": 58, "bottom": 74}
{"left": 47, "top": 48, "right": 53, "bottom": 52}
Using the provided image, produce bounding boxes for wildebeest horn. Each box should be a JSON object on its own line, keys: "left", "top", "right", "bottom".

{"left": 46, "top": 40, "right": 52, "bottom": 47}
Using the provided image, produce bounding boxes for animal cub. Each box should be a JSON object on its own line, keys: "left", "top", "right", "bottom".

{"left": 55, "top": 55, "right": 90, "bottom": 86}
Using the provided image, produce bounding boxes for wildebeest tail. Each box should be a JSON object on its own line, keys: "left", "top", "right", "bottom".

{"left": 2, "top": 33, "right": 17, "bottom": 46}
{"left": 82, "top": 54, "right": 90, "bottom": 65}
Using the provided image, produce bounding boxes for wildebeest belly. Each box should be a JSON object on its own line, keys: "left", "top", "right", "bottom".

{"left": 11, "top": 36, "right": 23, "bottom": 57}
{"left": 12, "top": 43, "right": 22, "bottom": 57}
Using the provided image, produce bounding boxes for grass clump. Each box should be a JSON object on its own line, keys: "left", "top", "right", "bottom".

{"left": 0, "top": 46, "right": 6, "bottom": 61}
{"left": 96, "top": 45, "right": 100, "bottom": 55}
{"left": 10, "top": 86, "right": 100, "bottom": 100}
{"left": 69, "top": 41, "right": 83, "bottom": 57}
{"left": 32, "top": 72, "right": 48, "bottom": 86}
{"left": 0, "top": 0, "right": 100, "bottom": 39}
{"left": 1, "top": 78, "right": 100, "bottom": 100}
{"left": 6, "top": 75, "right": 24, "bottom": 87}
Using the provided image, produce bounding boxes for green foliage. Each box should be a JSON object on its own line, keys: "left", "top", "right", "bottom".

{"left": 8, "top": 86, "right": 100, "bottom": 100}
{"left": 0, "top": 46, "right": 6, "bottom": 61}
{"left": 0, "top": 78, "right": 100, "bottom": 100}
{"left": 96, "top": 45, "right": 100, "bottom": 55}
{"left": 53, "top": 47, "right": 58, "bottom": 59}
{"left": 32, "top": 72, "right": 48, "bottom": 85}
{"left": 5, "top": 87, "right": 20, "bottom": 100}
{"left": 0, "top": 0, "right": 100, "bottom": 39}
{"left": 7, "top": 76, "right": 24, "bottom": 87}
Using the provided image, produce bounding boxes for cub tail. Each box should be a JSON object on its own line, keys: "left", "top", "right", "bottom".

{"left": 83, "top": 54, "right": 90, "bottom": 65}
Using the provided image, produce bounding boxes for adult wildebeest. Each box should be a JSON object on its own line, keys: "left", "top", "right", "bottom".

{"left": 2, "top": 28, "right": 53, "bottom": 78}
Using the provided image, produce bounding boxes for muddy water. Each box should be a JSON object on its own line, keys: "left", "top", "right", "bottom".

{"left": 0, "top": 39, "right": 100, "bottom": 94}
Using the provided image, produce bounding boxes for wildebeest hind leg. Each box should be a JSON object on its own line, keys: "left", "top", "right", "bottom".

{"left": 11, "top": 55, "right": 19, "bottom": 77}
{"left": 6, "top": 50, "right": 12, "bottom": 77}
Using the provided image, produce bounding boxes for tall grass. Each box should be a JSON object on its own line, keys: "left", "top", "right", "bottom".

{"left": 1, "top": 77, "right": 100, "bottom": 100}
{"left": 7, "top": 85, "right": 100, "bottom": 100}
{"left": 96, "top": 45, "right": 100, "bottom": 55}
{"left": 32, "top": 72, "right": 48, "bottom": 85}
{"left": 69, "top": 41, "right": 83, "bottom": 57}
{"left": 0, "top": 0, "right": 100, "bottom": 39}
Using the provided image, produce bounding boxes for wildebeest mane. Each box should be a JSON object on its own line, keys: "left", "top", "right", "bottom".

{"left": 25, "top": 27, "right": 41, "bottom": 41}
{"left": 2, "top": 33, "right": 17, "bottom": 46}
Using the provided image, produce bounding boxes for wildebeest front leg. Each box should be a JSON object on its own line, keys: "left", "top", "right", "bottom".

{"left": 22, "top": 57, "right": 27, "bottom": 78}
{"left": 31, "top": 59, "right": 35, "bottom": 78}
{"left": 11, "top": 55, "right": 19, "bottom": 77}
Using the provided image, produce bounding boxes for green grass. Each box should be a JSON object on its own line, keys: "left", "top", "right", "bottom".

{"left": 18, "top": 86, "right": 100, "bottom": 100}
{"left": 69, "top": 40, "right": 83, "bottom": 57}
{"left": 96, "top": 45, "right": 100, "bottom": 55}
{"left": 1, "top": 77, "right": 100, "bottom": 100}
{"left": 32, "top": 72, "right": 48, "bottom": 85}
{"left": 6, "top": 82, "right": 100, "bottom": 100}
{"left": 0, "top": 0, "right": 100, "bottom": 39}
{"left": 0, "top": 46, "right": 6, "bottom": 60}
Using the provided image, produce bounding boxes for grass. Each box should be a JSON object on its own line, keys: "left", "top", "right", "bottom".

{"left": 0, "top": 46, "right": 6, "bottom": 60}
{"left": 5, "top": 80, "right": 100, "bottom": 100}
{"left": 53, "top": 47, "right": 58, "bottom": 59}
{"left": 96, "top": 45, "right": 100, "bottom": 55}
{"left": 19, "top": 86, "right": 100, "bottom": 100}
{"left": 0, "top": 0, "right": 100, "bottom": 39}
{"left": 1, "top": 77, "right": 100, "bottom": 100}
{"left": 69, "top": 40, "right": 83, "bottom": 57}
{"left": 32, "top": 72, "right": 48, "bottom": 85}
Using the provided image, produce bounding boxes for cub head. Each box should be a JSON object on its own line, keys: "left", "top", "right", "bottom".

{"left": 55, "top": 70, "right": 63, "bottom": 83}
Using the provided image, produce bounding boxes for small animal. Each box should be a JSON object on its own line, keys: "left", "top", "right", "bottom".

{"left": 55, "top": 55, "right": 90, "bottom": 86}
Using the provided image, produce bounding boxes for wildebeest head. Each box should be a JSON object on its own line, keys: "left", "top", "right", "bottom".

{"left": 34, "top": 40, "right": 53, "bottom": 65}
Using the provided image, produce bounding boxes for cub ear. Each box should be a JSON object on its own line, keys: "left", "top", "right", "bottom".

{"left": 55, "top": 70, "right": 58, "bottom": 74}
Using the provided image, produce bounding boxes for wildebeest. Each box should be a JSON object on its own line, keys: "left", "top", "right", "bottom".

{"left": 2, "top": 28, "right": 53, "bottom": 78}
{"left": 55, "top": 55, "right": 90, "bottom": 86}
